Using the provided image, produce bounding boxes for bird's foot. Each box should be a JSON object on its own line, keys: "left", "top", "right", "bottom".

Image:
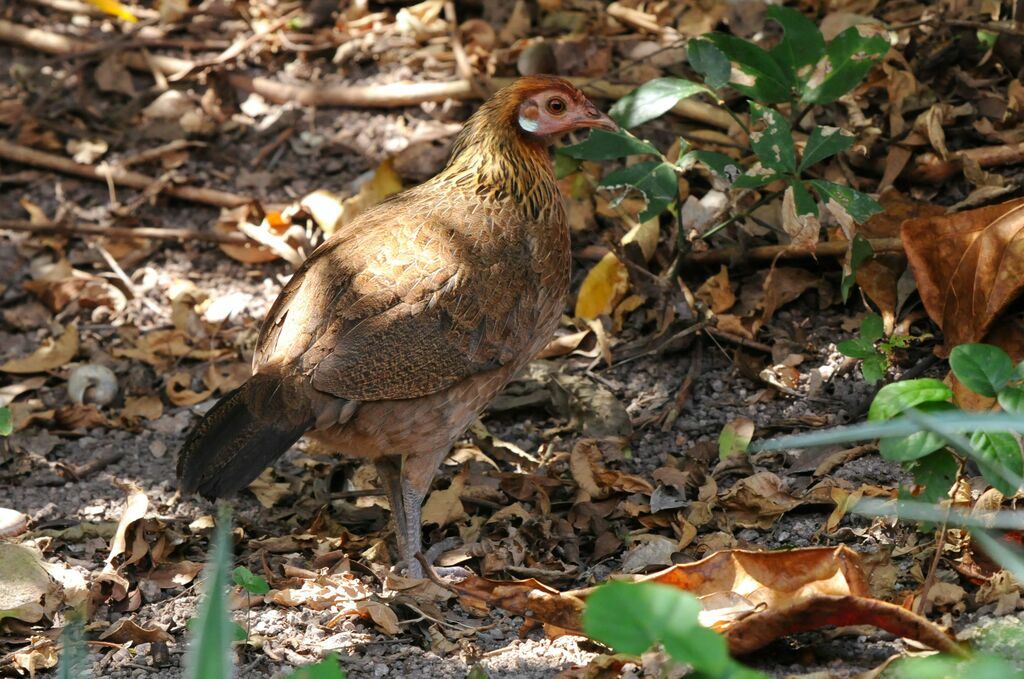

{"left": 391, "top": 541, "right": 472, "bottom": 583}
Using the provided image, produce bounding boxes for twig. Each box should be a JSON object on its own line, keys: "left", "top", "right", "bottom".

{"left": 704, "top": 326, "right": 773, "bottom": 354}
{"left": 0, "top": 140, "right": 251, "bottom": 209}
{"left": 660, "top": 342, "right": 702, "bottom": 430}
{"left": 917, "top": 503, "right": 953, "bottom": 617}
{"left": 65, "top": 449, "right": 125, "bottom": 480}
{"left": 682, "top": 237, "right": 905, "bottom": 266}
{"left": 0, "top": 219, "right": 250, "bottom": 246}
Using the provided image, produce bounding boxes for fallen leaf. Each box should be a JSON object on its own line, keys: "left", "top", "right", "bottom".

{"left": 696, "top": 266, "right": 736, "bottom": 313}
{"left": 575, "top": 252, "right": 629, "bottom": 320}
{"left": 902, "top": 198, "right": 1024, "bottom": 353}
{"left": 0, "top": 544, "right": 60, "bottom": 623}
{"left": 422, "top": 468, "right": 467, "bottom": 527}
{"left": 0, "top": 324, "right": 79, "bottom": 373}
{"left": 99, "top": 618, "right": 173, "bottom": 644}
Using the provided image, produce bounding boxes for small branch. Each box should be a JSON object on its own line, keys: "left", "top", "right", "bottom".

{"left": 0, "top": 140, "right": 251, "bottom": 209}
{"left": 704, "top": 326, "right": 773, "bottom": 354}
{"left": 0, "top": 219, "right": 250, "bottom": 246}
{"left": 682, "top": 237, "right": 905, "bottom": 266}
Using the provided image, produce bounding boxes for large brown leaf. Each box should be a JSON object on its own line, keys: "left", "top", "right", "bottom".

{"left": 901, "top": 198, "right": 1024, "bottom": 353}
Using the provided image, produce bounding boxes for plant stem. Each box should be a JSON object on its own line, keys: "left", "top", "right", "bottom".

{"left": 701, "top": 190, "right": 781, "bottom": 241}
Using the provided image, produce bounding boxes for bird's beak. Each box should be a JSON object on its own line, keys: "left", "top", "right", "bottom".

{"left": 576, "top": 104, "right": 618, "bottom": 132}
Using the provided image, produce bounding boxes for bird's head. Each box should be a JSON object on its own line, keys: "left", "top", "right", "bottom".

{"left": 506, "top": 76, "right": 618, "bottom": 138}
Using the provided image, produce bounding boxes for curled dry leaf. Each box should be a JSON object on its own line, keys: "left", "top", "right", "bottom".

{"left": 421, "top": 467, "right": 467, "bottom": 527}
{"left": 0, "top": 543, "right": 61, "bottom": 623}
{"left": 452, "top": 546, "right": 964, "bottom": 657}
{"left": 104, "top": 482, "right": 149, "bottom": 571}
{"left": 0, "top": 323, "right": 79, "bottom": 374}
{"left": 165, "top": 371, "right": 214, "bottom": 406}
{"left": 99, "top": 617, "right": 172, "bottom": 644}
{"left": 121, "top": 395, "right": 164, "bottom": 421}
{"left": 902, "top": 198, "right": 1024, "bottom": 354}
{"left": 695, "top": 265, "right": 736, "bottom": 314}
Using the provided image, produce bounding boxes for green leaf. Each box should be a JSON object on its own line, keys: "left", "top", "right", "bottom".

{"left": 705, "top": 33, "right": 794, "bottom": 103}
{"left": 560, "top": 128, "right": 659, "bottom": 160}
{"left": 767, "top": 6, "right": 826, "bottom": 78}
{"left": 0, "top": 406, "right": 11, "bottom": 437}
{"left": 950, "top": 343, "right": 1014, "bottom": 398}
{"left": 732, "top": 169, "right": 785, "bottom": 189}
{"left": 233, "top": 566, "right": 270, "bottom": 596}
{"left": 969, "top": 431, "right": 1023, "bottom": 496}
{"left": 600, "top": 160, "right": 678, "bottom": 221}
{"left": 790, "top": 179, "right": 818, "bottom": 217}
{"left": 694, "top": 151, "right": 744, "bottom": 185}
{"left": 998, "top": 386, "right": 1024, "bottom": 414}
{"left": 907, "top": 450, "right": 959, "bottom": 505}
{"left": 860, "top": 313, "right": 884, "bottom": 342}
{"left": 609, "top": 78, "right": 710, "bottom": 129}
{"left": 687, "top": 39, "right": 731, "bottom": 90}
{"left": 868, "top": 378, "right": 953, "bottom": 421}
{"left": 837, "top": 337, "right": 877, "bottom": 359}
{"left": 662, "top": 624, "right": 732, "bottom": 676}
{"left": 285, "top": 654, "right": 347, "bottom": 679}
{"left": 808, "top": 180, "right": 882, "bottom": 223}
{"left": 719, "top": 418, "right": 754, "bottom": 460}
{"left": 749, "top": 104, "right": 796, "bottom": 174}
{"left": 801, "top": 26, "right": 889, "bottom": 104}
{"left": 183, "top": 506, "right": 236, "bottom": 679}
{"left": 583, "top": 581, "right": 701, "bottom": 656}
{"left": 799, "top": 126, "right": 855, "bottom": 172}
{"left": 554, "top": 153, "right": 578, "bottom": 179}
{"left": 879, "top": 402, "right": 956, "bottom": 462}
{"left": 861, "top": 353, "right": 887, "bottom": 384}
{"left": 841, "top": 234, "right": 874, "bottom": 302}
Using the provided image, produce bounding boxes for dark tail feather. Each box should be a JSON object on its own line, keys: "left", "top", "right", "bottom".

{"left": 177, "top": 376, "right": 311, "bottom": 499}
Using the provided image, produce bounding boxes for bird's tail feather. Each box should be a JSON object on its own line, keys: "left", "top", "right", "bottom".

{"left": 176, "top": 375, "right": 311, "bottom": 499}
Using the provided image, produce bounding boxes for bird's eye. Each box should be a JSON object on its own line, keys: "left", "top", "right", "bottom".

{"left": 546, "top": 97, "right": 567, "bottom": 115}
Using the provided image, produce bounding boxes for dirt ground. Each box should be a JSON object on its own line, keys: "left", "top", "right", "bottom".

{"left": 3, "top": 1, "right": 1024, "bottom": 678}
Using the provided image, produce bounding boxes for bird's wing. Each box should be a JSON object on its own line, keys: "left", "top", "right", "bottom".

{"left": 253, "top": 200, "right": 541, "bottom": 402}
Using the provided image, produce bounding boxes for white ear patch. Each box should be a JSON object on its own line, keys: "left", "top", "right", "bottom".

{"left": 518, "top": 113, "right": 540, "bottom": 132}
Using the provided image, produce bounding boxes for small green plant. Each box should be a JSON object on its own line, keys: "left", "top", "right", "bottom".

{"left": 583, "top": 581, "right": 766, "bottom": 678}
{"left": 867, "top": 343, "right": 1024, "bottom": 501}
{"left": 184, "top": 505, "right": 237, "bottom": 679}
{"left": 837, "top": 313, "right": 919, "bottom": 384}
{"left": 558, "top": 6, "right": 887, "bottom": 248}
{"left": 57, "top": 615, "right": 89, "bottom": 679}
{"left": 232, "top": 566, "right": 270, "bottom": 596}
{"left": 284, "top": 654, "right": 347, "bottom": 679}
{"left": 0, "top": 406, "right": 12, "bottom": 436}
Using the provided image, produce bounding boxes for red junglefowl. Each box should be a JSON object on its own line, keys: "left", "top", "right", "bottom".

{"left": 177, "top": 75, "right": 616, "bottom": 576}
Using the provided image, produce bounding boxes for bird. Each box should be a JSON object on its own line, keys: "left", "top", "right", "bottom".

{"left": 177, "top": 75, "right": 617, "bottom": 577}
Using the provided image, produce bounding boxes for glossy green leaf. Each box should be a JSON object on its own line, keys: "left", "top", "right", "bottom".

{"left": 879, "top": 402, "right": 955, "bottom": 462}
{"left": 554, "top": 153, "right": 578, "bottom": 179}
{"left": 808, "top": 180, "right": 882, "bottom": 223}
{"left": 799, "top": 126, "right": 855, "bottom": 172}
{"left": 583, "top": 581, "right": 701, "bottom": 656}
{"left": 868, "top": 378, "right": 953, "bottom": 421}
{"left": 284, "top": 654, "right": 347, "bottom": 679}
{"left": 687, "top": 39, "right": 731, "bottom": 90}
{"left": 609, "top": 78, "right": 710, "bottom": 129}
{"left": 600, "top": 160, "right": 678, "bottom": 221}
{"left": 692, "top": 150, "right": 742, "bottom": 184}
{"left": 801, "top": 27, "right": 889, "bottom": 104}
{"left": 183, "top": 506, "right": 235, "bottom": 679}
{"left": 749, "top": 104, "right": 796, "bottom": 174}
{"left": 841, "top": 234, "right": 874, "bottom": 302}
{"left": 950, "top": 343, "right": 1014, "bottom": 398}
{"left": 767, "top": 6, "right": 826, "bottom": 77}
{"left": 732, "top": 169, "right": 785, "bottom": 189}
{"left": 969, "top": 431, "right": 1023, "bottom": 496}
{"left": 998, "top": 386, "right": 1024, "bottom": 414}
{"left": 560, "top": 128, "right": 660, "bottom": 160}
{"left": 790, "top": 179, "right": 818, "bottom": 216}
{"left": 706, "top": 33, "right": 794, "bottom": 103}
{"left": 233, "top": 566, "right": 270, "bottom": 595}
{"left": 907, "top": 450, "right": 959, "bottom": 505}
{"left": 663, "top": 624, "right": 732, "bottom": 677}
{"left": 0, "top": 406, "right": 10, "bottom": 437}
{"left": 837, "top": 337, "right": 877, "bottom": 360}
{"left": 861, "top": 353, "right": 887, "bottom": 384}
{"left": 861, "top": 313, "right": 885, "bottom": 342}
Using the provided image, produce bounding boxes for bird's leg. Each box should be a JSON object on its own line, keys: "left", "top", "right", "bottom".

{"left": 374, "top": 456, "right": 418, "bottom": 573}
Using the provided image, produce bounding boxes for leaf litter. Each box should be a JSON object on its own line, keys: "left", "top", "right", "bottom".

{"left": 2, "top": 0, "right": 1024, "bottom": 676}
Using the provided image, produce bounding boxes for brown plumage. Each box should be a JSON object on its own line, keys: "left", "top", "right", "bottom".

{"left": 177, "top": 76, "right": 616, "bottom": 575}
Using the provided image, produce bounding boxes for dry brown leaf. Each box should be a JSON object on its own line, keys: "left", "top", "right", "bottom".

{"left": 902, "top": 198, "right": 1024, "bottom": 353}
{"left": 99, "top": 617, "right": 173, "bottom": 644}
{"left": 105, "top": 483, "right": 149, "bottom": 571}
{"left": 165, "top": 371, "right": 214, "bottom": 406}
{"left": 781, "top": 185, "right": 821, "bottom": 248}
{"left": 719, "top": 472, "right": 802, "bottom": 528}
{"left": 248, "top": 469, "right": 292, "bottom": 508}
{"left": 696, "top": 265, "right": 736, "bottom": 314}
{"left": 0, "top": 544, "right": 61, "bottom": 623}
{"left": 0, "top": 323, "right": 79, "bottom": 374}
{"left": 575, "top": 252, "right": 629, "bottom": 320}
{"left": 121, "top": 395, "right": 164, "bottom": 421}
{"left": 421, "top": 467, "right": 467, "bottom": 527}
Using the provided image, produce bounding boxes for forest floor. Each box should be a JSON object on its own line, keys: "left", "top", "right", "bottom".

{"left": 2, "top": 1, "right": 1024, "bottom": 678}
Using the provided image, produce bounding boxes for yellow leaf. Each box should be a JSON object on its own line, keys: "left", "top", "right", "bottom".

{"left": 336, "top": 159, "right": 403, "bottom": 235}
{"left": 0, "top": 324, "right": 79, "bottom": 373}
{"left": 574, "top": 252, "right": 629, "bottom": 320}
{"left": 85, "top": 0, "right": 138, "bottom": 22}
